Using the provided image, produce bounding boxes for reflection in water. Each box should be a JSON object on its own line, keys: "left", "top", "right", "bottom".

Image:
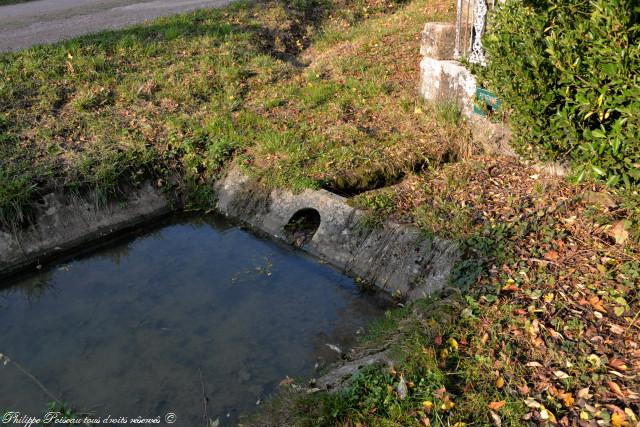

{"left": 0, "top": 215, "right": 383, "bottom": 425}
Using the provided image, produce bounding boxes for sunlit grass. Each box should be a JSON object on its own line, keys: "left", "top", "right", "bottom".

{"left": 1, "top": 0, "right": 459, "bottom": 226}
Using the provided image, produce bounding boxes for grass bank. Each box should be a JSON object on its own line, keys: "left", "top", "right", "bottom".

{"left": 0, "top": 0, "right": 461, "bottom": 229}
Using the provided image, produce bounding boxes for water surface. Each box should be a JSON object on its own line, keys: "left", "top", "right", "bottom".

{"left": 0, "top": 215, "right": 383, "bottom": 425}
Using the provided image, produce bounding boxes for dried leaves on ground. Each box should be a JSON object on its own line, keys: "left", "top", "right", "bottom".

{"left": 352, "top": 156, "right": 640, "bottom": 426}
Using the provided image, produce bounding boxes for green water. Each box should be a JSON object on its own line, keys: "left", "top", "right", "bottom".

{"left": 0, "top": 215, "right": 383, "bottom": 425}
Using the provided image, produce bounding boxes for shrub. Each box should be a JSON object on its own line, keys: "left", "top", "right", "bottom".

{"left": 478, "top": 0, "right": 640, "bottom": 187}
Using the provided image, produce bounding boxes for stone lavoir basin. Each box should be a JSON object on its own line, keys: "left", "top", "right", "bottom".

{"left": 0, "top": 214, "right": 384, "bottom": 425}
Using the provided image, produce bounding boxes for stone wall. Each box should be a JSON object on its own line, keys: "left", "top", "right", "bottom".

{"left": 215, "top": 167, "right": 460, "bottom": 301}
{"left": 0, "top": 183, "right": 172, "bottom": 280}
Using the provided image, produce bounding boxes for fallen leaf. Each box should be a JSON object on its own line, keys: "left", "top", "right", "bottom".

{"left": 627, "top": 390, "right": 640, "bottom": 400}
{"left": 496, "top": 377, "right": 505, "bottom": 389}
{"left": 608, "top": 381, "right": 624, "bottom": 398}
{"left": 624, "top": 408, "right": 638, "bottom": 423}
{"left": 588, "top": 296, "right": 606, "bottom": 312}
{"left": 561, "top": 393, "right": 575, "bottom": 408}
{"left": 544, "top": 250, "right": 559, "bottom": 261}
{"left": 279, "top": 376, "right": 294, "bottom": 387}
{"left": 540, "top": 406, "right": 557, "bottom": 423}
{"left": 488, "top": 401, "right": 506, "bottom": 411}
{"left": 526, "top": 361, "right": 543, "bottom": 368}
{"left": 610, "top": 324, "right": 625, "bottom": 335}
{"left": 441, "top": 396, "right": 455, "bottom": 411}
{"left": 608, "top": 221, "right": 629, "bottom": 245}
{"left": 529, "top": 319, "right": 540, "bottom": 336}
{"left": 490, "top": 410, "right": 502, "bottom": 427}
{"left": 532, "top": 337, "right": 545, "bottom": 347}
{"left": 554, "top": 370, "right": 570, "bottom": 379}
{"left": 524, "top": 398, "right": 541, "bottom": 409}
{"left": 577, "top": 387, "right": 592, "bottom": 399}
{"left": 611, "top": 412, "right": 630, "bottom": 427}
{"left": 420, "top": 417, "right": 431, "bottom": 427}
{"left": 610, "top": 359, "right": 628, "bottom": 371}
{"left": 502, "top": 283, "right": 518, "bottom": 292}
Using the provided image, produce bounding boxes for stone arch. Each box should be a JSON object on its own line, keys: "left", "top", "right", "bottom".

{"left": 284, "top": 208, "right": 321, "bottom": 247}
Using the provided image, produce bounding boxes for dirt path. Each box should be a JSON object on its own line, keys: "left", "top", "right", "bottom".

{"left": 0, "top": 0, "right": 232, "bottom": 52}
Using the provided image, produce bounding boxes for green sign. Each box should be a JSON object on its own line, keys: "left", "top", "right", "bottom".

{"left": 473, "top": 88, "right": 501, "bottom": 116}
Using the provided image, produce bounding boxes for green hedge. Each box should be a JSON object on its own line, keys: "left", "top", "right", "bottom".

{"left": 478, "top": 0, "right": 640, "bottom": 187}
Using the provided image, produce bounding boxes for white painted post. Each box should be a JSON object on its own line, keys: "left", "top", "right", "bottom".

{"left": 454, "top": 0, "right": 463, "bottom": 59}
{"left": 468, "top": 0, "right": 488, "bottom": 65}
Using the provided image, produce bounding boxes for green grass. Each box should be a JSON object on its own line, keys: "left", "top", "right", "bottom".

{"left": 0, "top": 0, "right": 465, "bottom": 228}
{"left": 247, "top": 293, "right": 529, "bottom": 427}
{"left": 351, "top": 189, "right": 397, "bottom": 229}
{"left": 0, "top": 0, "right": 321, "bottom": 224}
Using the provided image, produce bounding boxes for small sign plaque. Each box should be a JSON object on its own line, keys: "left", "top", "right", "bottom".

{"left": 473, "top": 88, "right": 501, "bottom": 116}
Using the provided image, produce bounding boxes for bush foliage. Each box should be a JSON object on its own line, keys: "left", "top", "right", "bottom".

{"left": 479, "top": 0, "right": 640, "bottom": 187}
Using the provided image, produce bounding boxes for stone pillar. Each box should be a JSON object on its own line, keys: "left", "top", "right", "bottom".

{"left": 418, "top": 22, "right": 477, "bottom": 118}
{"left": 418, "top": 18, "right": 514, "bottom": 155}
{"left": 420, "top": 22, "right": 456, "bottom": 60}
{"left": 419, "top": 58, "right": 477, "bottom": 117}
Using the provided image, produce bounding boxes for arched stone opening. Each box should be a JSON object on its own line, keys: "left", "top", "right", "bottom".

{"left": 284, "top": 208, "right": 321, "bottom": 247}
